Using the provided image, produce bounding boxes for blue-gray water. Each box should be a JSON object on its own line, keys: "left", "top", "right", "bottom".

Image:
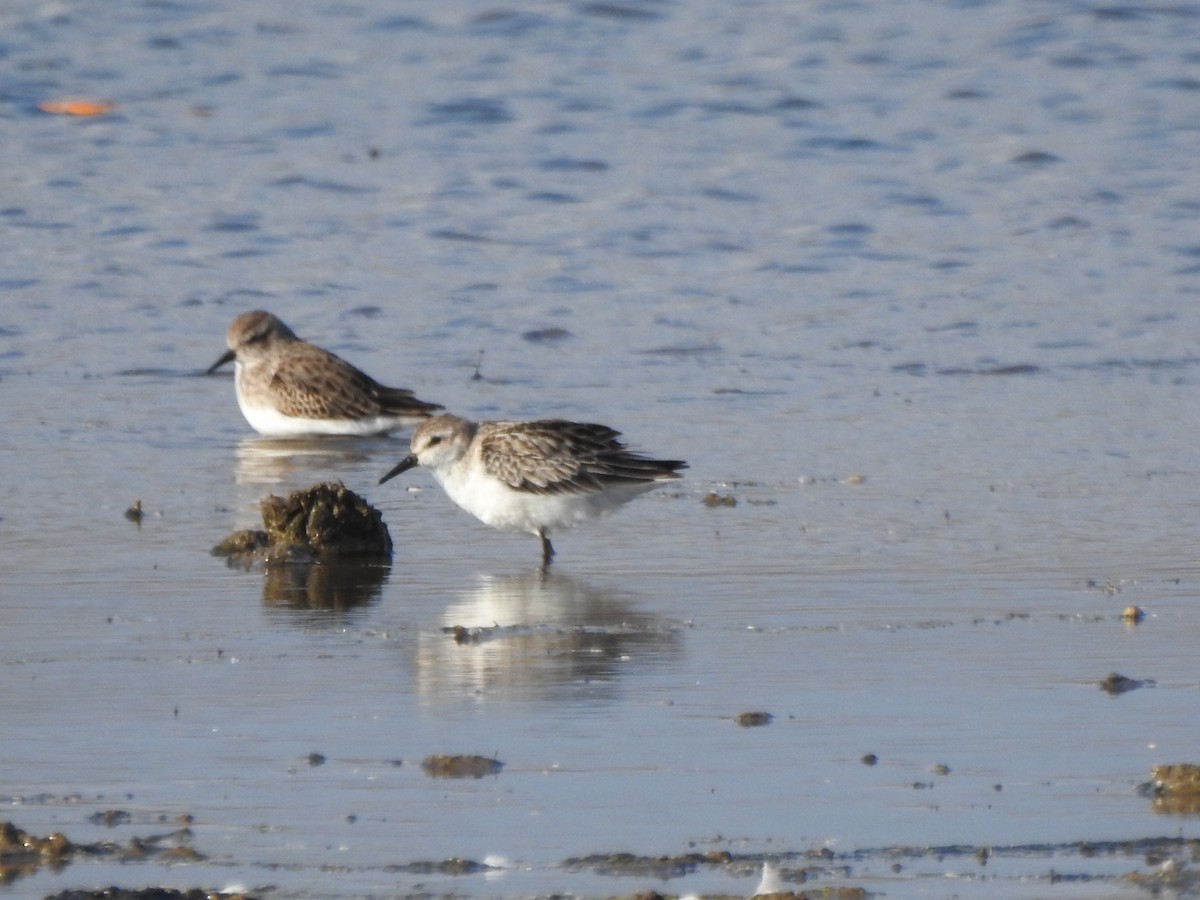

{"left": 3, "top": 1, "right": 1200, "bottom": 897}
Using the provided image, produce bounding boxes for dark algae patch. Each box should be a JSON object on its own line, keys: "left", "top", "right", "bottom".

{"left": 735, "top": 711, "right": 773, "bottom": 727}
{"left": 397, "top": 857, "right": 495, "bottom": 875}
{"left": 213, "top": 481, "right": 392, "bottom": 563}
{"left": 46, "top": 891, "right": 259, "bottom": 900}
{"left": 1099, "top": 672, "right": 1154, "bottom": 695}
{"left": 561, "top": 837, "right": 1200, "bottom": 894}
{"left": 563, "top": 850, "right": 736, "bottom": 879}
{"left": 0, "top": 819, "right": 71, "bottom": 879}
{"left": 10, "top": 816, "right": 1200, "bottom": 895}
{"left": 421, "top": 754, "right": 504, "bottom": 778}
{"left": 753, "top": 891, "right": 867, "bottom": 900}
{"left": 0, "top": 819, "right": 211, "bottom": 887}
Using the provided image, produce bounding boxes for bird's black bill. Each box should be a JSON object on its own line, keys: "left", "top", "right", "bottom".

{"left": 206, "top": 348, "right": 236, "bottom": 374}
{"left": 379, "top": 454, "right": 419, "bottom": 485}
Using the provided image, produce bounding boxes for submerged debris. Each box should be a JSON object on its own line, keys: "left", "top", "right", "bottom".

{"left": 213, "top": 481, "right": 392, "bottom": 565}
{"left": 563, "top": 850, "right": 733, "bottom": 879}
{"left": 46, "top": 890, "right": 258, "bottom": 900}
{"left": 398, "top": 857, "right": 493, "bottom": 875}
{"left": 522, "top": 326, "right": 573, "bottom": 343}
{"left": 87, "top": 809, "right": 132, "bottom": 827}
{"left": 420, "top": 754, "right": 504, "bottom": 779}
{"left": 704, "top": 492, "right": 737, "bottom": 507}
{"left": 1127, "top": 857, "right": 1200, "bottom": 894}
{"left": 754, "top": 890, "right": 867, "bottom": 899}
{"left": 0, "top": 819, "right": 71, "bottom": 866}
{"left": 735, "top": 711, "right": 774, "bottom": 727}
{"left": 1099, "top": 672, "right": 1154, "bottom": 695}
{"left": 445, "top": 623, "right": 499, "bottom": 644}
{"left": 565, "top": 838, "right": 1200, "bottom": 891}
{"left": 124, "top": 499, "right": 144, "bottom": 524}
{"left": 0, "top": 820, "right": 209, "bottom": 886}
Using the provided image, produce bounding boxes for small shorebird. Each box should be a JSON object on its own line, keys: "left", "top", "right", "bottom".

{"left": 207, "top": 310, "right": 442, "bottom": 437}
{"left": 379, "top": 414, "right": 687, "bottom": 565}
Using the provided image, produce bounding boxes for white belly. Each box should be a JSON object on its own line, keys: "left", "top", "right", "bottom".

{"left": 238, "top": 399, "right": 401, "bottom": 437}
{"left": 435, "top": 464, "right": 655, "bottom": 536}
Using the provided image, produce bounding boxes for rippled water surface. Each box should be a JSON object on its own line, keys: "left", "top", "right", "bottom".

{"left": 4, "top": 1, "right": 1200, "bottom": 897}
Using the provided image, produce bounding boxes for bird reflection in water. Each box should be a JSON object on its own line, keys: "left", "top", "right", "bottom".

{"left": 233, "top": 435, "right": 387, "bottom": 488}
{"left": 414, "top": 570, "right": 681, "bottom": 704}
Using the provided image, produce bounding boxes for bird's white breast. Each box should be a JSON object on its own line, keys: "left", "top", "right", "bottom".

{"left": 431, "top": 457, "right": 657, "bottom": 536}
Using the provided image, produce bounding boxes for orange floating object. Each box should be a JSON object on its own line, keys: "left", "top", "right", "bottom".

{"left": 37, "top": 98, "right": 116, "bottom": 116}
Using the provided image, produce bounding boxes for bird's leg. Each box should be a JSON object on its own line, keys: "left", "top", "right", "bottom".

{"left": 539, "top": 530, "right": 555, "bottom": 567}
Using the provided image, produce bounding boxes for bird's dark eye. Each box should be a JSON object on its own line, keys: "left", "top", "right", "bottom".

{"left": 427, "top": 435, "right": 443, "bottom": 447}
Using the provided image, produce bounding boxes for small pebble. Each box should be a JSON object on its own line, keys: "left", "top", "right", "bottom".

{"left": 735, "top": 711, "right": 772, "bottom": 727}
{"left": 1121, "top": 605, "right": 1145, "bottom": 624}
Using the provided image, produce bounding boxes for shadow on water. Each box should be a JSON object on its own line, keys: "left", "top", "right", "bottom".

{"left": 413, "top": 570, "right": 682, "bottom": 705}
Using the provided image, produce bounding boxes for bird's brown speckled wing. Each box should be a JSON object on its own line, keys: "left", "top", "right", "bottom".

{"left": 479, "top": 420, "right": 685, "bottom": 495}
{"left": 269, "top": 346, "right": 440, "bottom": 419}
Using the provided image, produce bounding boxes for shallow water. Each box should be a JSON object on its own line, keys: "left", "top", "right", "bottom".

{"left": 3, "top": 1, "right": 1200, "bottom": 897}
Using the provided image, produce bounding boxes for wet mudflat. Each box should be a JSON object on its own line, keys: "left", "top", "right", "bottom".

{"left": 4, "top": 1, "right": 1200, "bottom": 898}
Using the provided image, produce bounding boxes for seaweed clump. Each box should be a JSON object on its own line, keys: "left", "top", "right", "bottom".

{"left": 0, "top": 819, "right": 71, "bottom": 879}
{"left": 213, "top": 482, "right": 392, "bottom": 565}
{"left": 735, "top": 711, "right": 773, "bottom": 727}
{"left": 420, "top": 755, "right": 504, "bottom": 779}
{"left": 0, "top": 819, "right": 213, "bottom": 888}
{"left": 1146, "top": 763, "right": 1200, "bottom": 815}
{"left": 46, "top": 889, "right": 258, "bottom": 899}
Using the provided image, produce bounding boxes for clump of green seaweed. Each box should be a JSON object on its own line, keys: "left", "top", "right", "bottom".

{"left": 213, "top": 482, "right": 392, "bottom": 565}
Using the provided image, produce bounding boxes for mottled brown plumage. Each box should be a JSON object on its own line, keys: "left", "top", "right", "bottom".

{"left": 479, "top": 420, "right": 682, "bottom": 495}
{"left": 379, "top": 414, "right": 687, "bottom": 564}
{"left": 208, "top": 310, "right": 442, "bottom": 436}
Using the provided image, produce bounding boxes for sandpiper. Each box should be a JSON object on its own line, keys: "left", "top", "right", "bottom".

{"left": 207, "top": 310, "right": 442, "bottom": 436}
{"left": 379, "top": 414, "right": 686, "bottom": 564}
